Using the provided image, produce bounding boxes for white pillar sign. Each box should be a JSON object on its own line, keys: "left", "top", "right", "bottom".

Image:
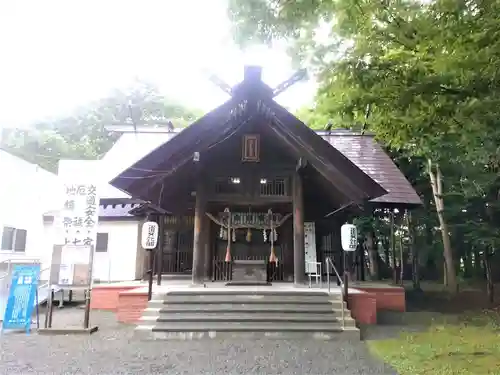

{"left": 55, "top": 183, "right": 99, "bottom": 286}
{"left": 304, "top": 222, "right": 317, "bottom": 274}
{"left": 141, "top": 221, "right": 159, "bottom": 250}
{"left": 341, "top": 223, "right": 358, "bottom": 252}
{"left": 61, "top": 184, "right": 99, "bottom": 247}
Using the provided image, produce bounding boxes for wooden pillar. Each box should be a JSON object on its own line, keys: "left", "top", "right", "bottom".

{"left": 163, "top": 229, "right": 176, "bottom": 275}
{"left": 156, "top": 215, "right": 165, "bottom": 285}
{"left": 192, "top": 182, "right": 206, "bottom": 285}
{"left": 283, "top": 220, "right": 294, "bottom": 281}
{"left": 203, "top": 216, "right": 212, "bottom": 279}
{"left": 293, "top": 171, "right": 306, "bottom": 285}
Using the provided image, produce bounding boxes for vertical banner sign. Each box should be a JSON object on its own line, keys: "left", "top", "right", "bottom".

{"left": 2, "top": 264, "right": 41, "bottom": 333}
{"left": 59, "top": 183, "right": 99, "bottom": 285}
{"left": 304, "top": 222, "right": 318, "bottom": 274}
{"left": 62, "top": 183, "right": 99, "bottom": 246}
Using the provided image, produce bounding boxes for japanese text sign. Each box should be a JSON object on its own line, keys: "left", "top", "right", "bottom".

{"left": 2, "top": 264, "right": 40, "bottom": 333}
{"left": 341, "top": 223, "right": 358, "bottom": 252}
{"left": 61, "top": 183, "right": 99, "bottom": 247}
{"left": 141, "top": 221, "right": 159, "bottom": 250}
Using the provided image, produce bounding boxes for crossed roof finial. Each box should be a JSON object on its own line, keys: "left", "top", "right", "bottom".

{"left": 205, "top": 65, "right": 308, "bottom": 99}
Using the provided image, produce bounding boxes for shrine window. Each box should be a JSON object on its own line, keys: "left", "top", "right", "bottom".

{"left": 215, "top": 177, "right": 244, "bottom": 195}
{"left": 259, "top": 177, "right": 287, "bottom": 197}
{"left": 1, "top": 226, "right": 27, "bottom": 252}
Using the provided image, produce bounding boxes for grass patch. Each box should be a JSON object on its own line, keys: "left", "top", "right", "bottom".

{"left": 367, "top": 311, "right": 500, "bottom": 375}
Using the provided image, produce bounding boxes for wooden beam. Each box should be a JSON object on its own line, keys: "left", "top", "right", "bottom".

{"left": 156, "top": 215, "right": 165, "bottom": 285}
{"left": 296, "top": 157, "right": 307, "bottom": 171}
{"left": 202, "top": 215, "right": 211, "bottom": 279}
{"left": 191, "top": 180, "right": 207, "bottom": 285}
{"left": 293, "top": 171, "right": 306, "bottom": 285}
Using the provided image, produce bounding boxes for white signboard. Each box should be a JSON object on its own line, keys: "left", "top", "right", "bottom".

{"left": 341, "top": 223, "right": 358, "bottom": 252}
{"left": 54, "top": 183, "right": 99, "bottom": 286}
{"left": 58, "top": 264, "right": 74, "bottom": 285}
{"left": 304, "top": 222, "right": 318, "bottom": 274}
{"left": 61, "top": 183, "right": 99, "bottom": 247}
{"left": 141, "top": 221, "right": 159, "bottom": 250}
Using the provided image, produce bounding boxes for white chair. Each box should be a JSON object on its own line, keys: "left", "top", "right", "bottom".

{"left": 307, "top": 261, "right": 322, "bottom": 288}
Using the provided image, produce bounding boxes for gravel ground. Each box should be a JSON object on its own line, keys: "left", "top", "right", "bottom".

{"left": 0, "top": 307, "right": 397, "bottom": 375}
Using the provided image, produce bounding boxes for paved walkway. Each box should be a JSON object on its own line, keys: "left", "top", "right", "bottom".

{"left": 0, "top": 309, "right": 397, "bottom": 375}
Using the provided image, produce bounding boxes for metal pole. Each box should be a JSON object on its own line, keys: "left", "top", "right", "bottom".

{"left": 156, "top": 215, "right": 164, "bottom": 286}
{"left": 83, "top": 245, "right": 95, "bottom": 329}
{"left": 44, "top": 293, "right": 49, "bottom": 328}
{"left": 343, "top": 252, "right": 349, "bottom": 303}
{"left": 148, "top": 251, "right": 155, "bottom": 301}
{"left": 144, "top": 214, "right": 155, "bottom": 301}
{"left": 35, "top": 289, "right": 40, "bottom": 329}
{"left": 48, "top": 289, "right": 55, "bottom": 328}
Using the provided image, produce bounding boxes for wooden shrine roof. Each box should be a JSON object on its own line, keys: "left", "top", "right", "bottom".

{"left": 320, "top": 130, "right": 421, "bottom": 207}
{"left": 109, "top": 67, "right": 418, "bottom": 211}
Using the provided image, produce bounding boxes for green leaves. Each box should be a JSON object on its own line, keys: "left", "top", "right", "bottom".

{"left": 0, "top": 82, "right": 201, "bottom": 172}
{"left": 230, "top": 0, "right": 500, "bottom": 265}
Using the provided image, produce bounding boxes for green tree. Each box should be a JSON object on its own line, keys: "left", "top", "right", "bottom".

{"left": 1, "top": 81, "right": 202, "bottom": 172}
{"left": 229, "top": 0, "right": 500, "bottom": 294}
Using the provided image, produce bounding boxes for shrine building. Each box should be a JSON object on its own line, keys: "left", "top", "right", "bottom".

{"left": 109, "top": 66, "right": 421, "bottom": 286}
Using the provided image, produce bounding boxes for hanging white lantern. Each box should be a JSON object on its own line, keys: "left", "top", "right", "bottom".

{"left": 341, "top": 223, "right": 357, "bottom": 252}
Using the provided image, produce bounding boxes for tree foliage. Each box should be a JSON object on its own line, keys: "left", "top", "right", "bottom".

{"left": 1, "top": 81, "right": 202, "bottom": 172}
{"left": 230, "top": 0, "right": 500, "bottom": 293}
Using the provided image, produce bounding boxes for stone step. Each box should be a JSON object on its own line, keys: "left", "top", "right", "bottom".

{"left": 158, "top": 294, "right": 341, "bottom": 304}
{"left": 163, "top": 289, "right": 332, "bottom": 297}
{"left": 135, "top": 322, "right": 360, "bottom": 340}
{"left": 141, "top": 313, "right": 356, "bottom": 326}
{"left": 145, "top": 303, "right": 345, "bottom": 314}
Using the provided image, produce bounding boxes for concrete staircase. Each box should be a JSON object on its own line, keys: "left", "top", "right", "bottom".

{"left": 135, "top": 289, "right": 359, "bottom": 340}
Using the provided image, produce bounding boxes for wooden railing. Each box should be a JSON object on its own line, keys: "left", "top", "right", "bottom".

{"left": 212, "top": 257, "right": 285, "bottom": 282}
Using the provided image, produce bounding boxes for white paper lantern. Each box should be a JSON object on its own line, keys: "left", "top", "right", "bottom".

{"left": 141, "top": 221, "right": 159, "bottom": 250}
{"left": 341, "top": 223, "right": 357, "bottom": 252}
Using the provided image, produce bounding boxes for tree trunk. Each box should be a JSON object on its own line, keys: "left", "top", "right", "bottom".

{"left": 406, "top": 211, "right": 420, "bottom": 290}
{"left": 399, "top": 230, "right": 404, "bottom": 285}
{"left": 463, "top": 252, "right": 472, "bottom": 279}
{"left": 365, "top": 230, "right": 379, "bottom": 280}
{"left": 484, "top": 248, "right": 494, "bottom": 305}
{"left": 390, "top": 211, "right": 398, "bottom": 284}
{"left": 428, "top": 159, "right": 458, "bottom": 293}
{"left": 473, "top": 248, "right": 483, "bottom": 279}
{"left": 383, "top": 239, "right": 390, "bottom": 271}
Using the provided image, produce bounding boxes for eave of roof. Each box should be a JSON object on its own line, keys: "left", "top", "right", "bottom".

{"left": 110, "top": 98, "right": 387, "bottom": 208}
{"left": 321, "top": 132, "right": 422, "bottom": 207}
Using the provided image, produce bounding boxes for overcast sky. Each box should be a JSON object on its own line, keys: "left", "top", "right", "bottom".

{"left": 0, "top": 0, "right": 316, "bottom": 128}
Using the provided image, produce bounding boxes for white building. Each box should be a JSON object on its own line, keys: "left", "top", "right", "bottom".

{"left": 42, "top": 127, "right": 177, "bottom": 283}
{"left": 0, "top": 134, "right": 160, "bottom": 283}
{"left": 0, "top": 150, "right": 61, "bottom": 277}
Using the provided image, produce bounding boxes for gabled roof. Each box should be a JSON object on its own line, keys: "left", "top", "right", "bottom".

{"left": 110, "top": 67, "right": 387, "bottom": 209}
{"left": 104, "top": 129, "right": 420, "bottom": 208}
{"left": 320, "top": 130, "right": 421, "bottom": 207}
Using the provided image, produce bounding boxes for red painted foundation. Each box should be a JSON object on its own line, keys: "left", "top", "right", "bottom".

{"left": 90, "top": 285, "right": 139, "bottom": 311}
{"left": 349, "top": 286, "right": 406, "bottom": 324}
{"left": 116, "top": 290, "right": 149, "bottom": 323}
{"left": 355, "top": 287, "right": 406, "bottom": 312}
{"left": 348, "top": 292, "right": 377, "bottom": 324}
{"left": 91, "top": 283, "right": 406, "bottom": 325}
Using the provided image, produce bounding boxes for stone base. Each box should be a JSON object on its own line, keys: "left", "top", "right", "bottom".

{"left": 231, "top": 260, "right": 267, "bottom": 283}
{"left": 38, "top": 326, "right": 98, "bottom": 335}
{"left": 225, "top": 281, "right": 271, "bottom": 286}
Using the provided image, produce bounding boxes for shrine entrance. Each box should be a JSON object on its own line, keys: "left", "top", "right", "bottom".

{"left": 209, "top": 206, "right": 291, "bottom": 283}
{"left": 114, "top": 65, "right": 387, "bottom": 287}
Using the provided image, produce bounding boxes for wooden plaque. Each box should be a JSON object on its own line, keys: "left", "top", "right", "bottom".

{"left": 242, "top": 134, "right": 260, "bottom": 162}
